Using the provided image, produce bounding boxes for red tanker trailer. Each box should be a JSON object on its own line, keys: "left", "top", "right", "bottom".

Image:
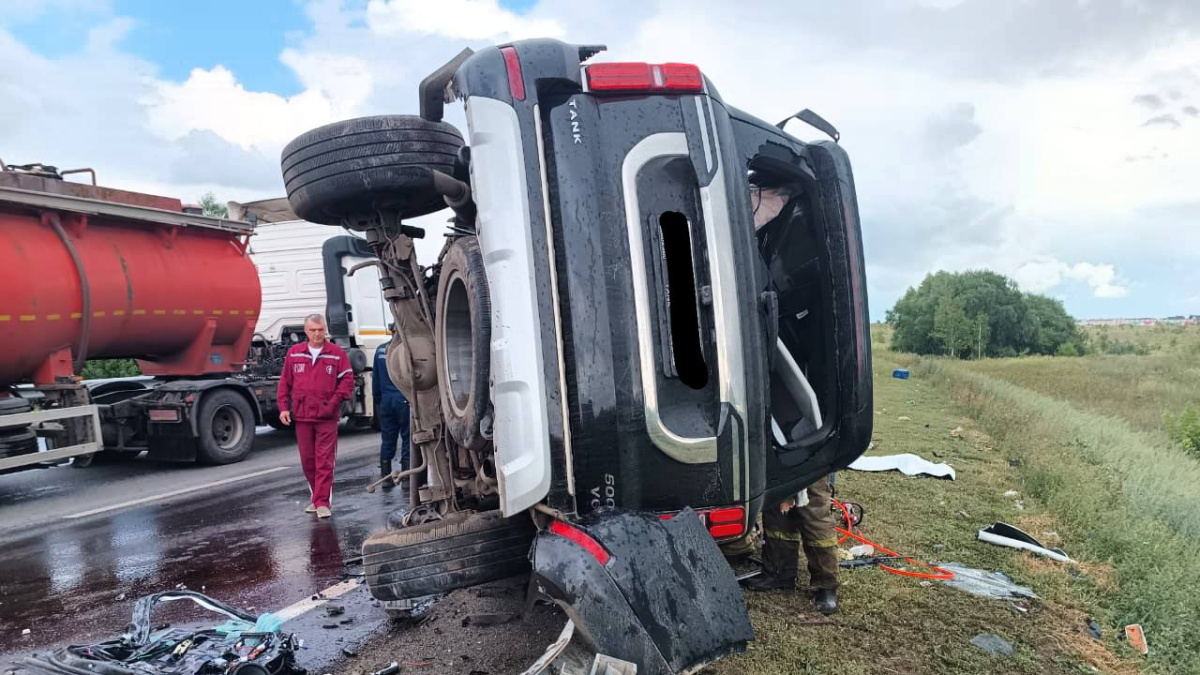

{"left": 0, "top": 162, "right": 382, "bottom": 474}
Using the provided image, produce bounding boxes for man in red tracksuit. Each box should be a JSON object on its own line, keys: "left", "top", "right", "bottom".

{"left": 278, "top": 314, "right": 355, "bottom": 518}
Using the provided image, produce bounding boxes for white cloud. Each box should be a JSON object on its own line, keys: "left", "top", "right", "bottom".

{"left": 365, "top": 0, "right": 564, "bottom": 41}
{"left": 1014, "top": 259, "right": 1128, "bottom": 298}
{"left": 143, "top": 66, "right": 346, "bottom": 150}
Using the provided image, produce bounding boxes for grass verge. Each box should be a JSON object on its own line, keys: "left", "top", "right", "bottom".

{"left": 918, "top": 356, "right": 1200, "bottom": 673}
{"left": 708, "top": 352, "right": 1143, "bottom": 675}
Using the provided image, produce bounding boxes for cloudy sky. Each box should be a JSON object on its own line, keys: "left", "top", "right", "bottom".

{"left": 2, "top": 0, "right": 1197, "bottom": 319}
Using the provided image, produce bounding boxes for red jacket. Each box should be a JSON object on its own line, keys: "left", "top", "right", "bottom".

{"left": 278, "top": 341, "right": 355, "bottom": 422}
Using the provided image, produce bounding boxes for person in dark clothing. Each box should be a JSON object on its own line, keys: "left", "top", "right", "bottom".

{"left": 736, "top": 182, "right": 841, "bottom": 615}
{"left": 372, "top": 332, "right": 410, "bottom": 489}
{"left": 742, "top": 475, "right": 840, "bottom": 614}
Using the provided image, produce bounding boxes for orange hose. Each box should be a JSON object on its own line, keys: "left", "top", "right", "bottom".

{"left": 832, "top": 498, "right": 954, "bottom": 581}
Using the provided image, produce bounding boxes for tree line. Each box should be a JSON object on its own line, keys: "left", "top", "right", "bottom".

{"left": 886, "top": 270, "right": 1085, "bottom": 358}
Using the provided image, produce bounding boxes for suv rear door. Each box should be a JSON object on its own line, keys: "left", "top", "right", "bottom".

{"left": 728, "top": 110, "right": 873, "bottom": 507}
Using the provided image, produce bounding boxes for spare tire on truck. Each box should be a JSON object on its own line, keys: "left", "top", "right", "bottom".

{"left": 281, "top": 115, "right": 464, "bottom": 225}
{"left": 435, "top": 236, "right": 492, "bottom": 452}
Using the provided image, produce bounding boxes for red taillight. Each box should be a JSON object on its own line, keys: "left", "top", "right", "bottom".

{"left": 549, "top": 521, "right": 611, "bottom": 565}
{"left": 708, "top": 507, "right": 744, "bottom": 525}
{"left": 500, "top": 46, "right": 525, "bottom": 101}
{"left": 707, "top": 506, "right": 746, "bottom": 539}
{"left": 708, "top": 523, "right": 746, "bottom": 539}
{"left": 660, "top": 63, "right": 703, "bottom": 90}
{"left": 586, "top": 62, "right": 704, "bottom": 93}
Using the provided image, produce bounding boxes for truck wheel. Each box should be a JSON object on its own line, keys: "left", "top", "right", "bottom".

{"left": 362, "top": 510, "right": 534, "bottom": 602}
{"left": 197, "top": 390, "right": 255, "bottom": 465}
{"left": 281, "top": 115, "right": 464, "bottom": 225}
{"left": 435, "top": 236, "right": 491, "bottom": 452}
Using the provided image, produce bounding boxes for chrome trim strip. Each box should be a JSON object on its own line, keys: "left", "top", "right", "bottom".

{"left": 699, "top": 96, "right": 747, "bottom": 499}
{"left": 695, "top": 96, "right": 713, "bottom": 173}
{"left": 622, "top": 132, "right": 717, "bottom": 464}
{"left": 534, "top": 104, "right": 575, "bottom": 496}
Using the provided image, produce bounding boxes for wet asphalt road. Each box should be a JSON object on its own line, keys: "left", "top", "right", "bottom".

{"left": 0, "top": 426, "right": 404, "bottom": 667}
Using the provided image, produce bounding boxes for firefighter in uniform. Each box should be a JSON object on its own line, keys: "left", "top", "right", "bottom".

{"left": 742, "top": 475, "right": 840, "bottom": 614}
{"left": 734, "top": 181, "right": 839, "bottom": 613}
{"left": 278, "top": 314, "right": 354, "bottom": 518}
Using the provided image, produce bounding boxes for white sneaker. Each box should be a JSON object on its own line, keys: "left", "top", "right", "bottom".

{"left": 305, "top": 504, "right": 317, "bottom": 514}
{"left": 316, "top": 506, "right": 332, "bottom": 519}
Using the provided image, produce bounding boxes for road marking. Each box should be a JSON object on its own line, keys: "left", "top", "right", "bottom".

{"left": 275, "top": 579, "right": 362, "bottom": 622}
{"left": 63, "top": 466, "right": 292, "bottom": 520}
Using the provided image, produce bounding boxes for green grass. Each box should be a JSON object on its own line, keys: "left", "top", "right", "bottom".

{"left": 708, "top": 349, "right": 1143, "bottom": 675}
{"left": 918, "top": 357, "right": 1200, "bottom": 673}
{"left": 959, "top": 327, "right": 1200, "bottom": 442}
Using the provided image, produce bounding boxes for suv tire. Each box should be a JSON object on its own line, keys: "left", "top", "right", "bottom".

{"left": 362, "top": 510, "right": 534, "bottom": 602}
{"left": 281, "top": 115, "right": 464, "bottom": 224}
{"left": 435, "top": 235, "right": 492, "bottom": 452}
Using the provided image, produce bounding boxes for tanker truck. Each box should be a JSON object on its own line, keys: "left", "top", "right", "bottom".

{"left": 0, "top": 162, "right": 383, "bottom": 474}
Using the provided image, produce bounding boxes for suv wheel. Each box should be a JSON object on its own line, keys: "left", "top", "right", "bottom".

{"left": 362, "top": 510, "right": 534, "bottom": 602}
{"left": 435, "top": 235, "right": 492, "bottom": 452}
{"left": 281, "top": 115, "right": 464, "bottom": 225}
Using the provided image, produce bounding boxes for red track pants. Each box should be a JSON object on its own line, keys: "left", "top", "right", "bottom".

{"left": 296, "top": 420, "right": 339, "bottom": 508}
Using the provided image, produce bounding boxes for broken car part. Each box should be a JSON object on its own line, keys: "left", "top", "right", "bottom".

{"left": 12, "top": 591, "right": 301, "bottom": 675}
{"left": 977, "top": 522, "right": 1072, "bottom": 563}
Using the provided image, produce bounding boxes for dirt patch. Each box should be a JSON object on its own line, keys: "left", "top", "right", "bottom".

{"left": 333, "top": 576, "right": 566, "bottom": 675}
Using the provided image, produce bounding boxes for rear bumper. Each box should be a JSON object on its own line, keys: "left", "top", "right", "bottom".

{"left": 531, "top": 509, "right": 754, "bottom": 675}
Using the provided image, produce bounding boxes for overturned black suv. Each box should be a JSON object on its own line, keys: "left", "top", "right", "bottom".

{"left": 282, "top": 38, "right": 871, "bottom": 674}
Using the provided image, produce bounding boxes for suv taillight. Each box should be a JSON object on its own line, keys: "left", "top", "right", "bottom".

{"left": 660, "top": 506, "right": 747, "bottom": 540}
{"left": 586, "top": 62, "right": 704, "bottom": 93}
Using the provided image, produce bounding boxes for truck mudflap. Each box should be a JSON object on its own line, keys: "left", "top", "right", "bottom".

{"left": 530, "top": 508, "right": 754, "bottom": 674}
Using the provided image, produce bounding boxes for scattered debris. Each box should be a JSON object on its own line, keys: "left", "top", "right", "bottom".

{"left": 970, "top": 633, "right": 1015, "bottom": 656}
{"left": 323, "top": 623, "right": 339, "bottom": 629}
{"left": 117, "top": 593, "right": 127, "bottom": 601}
{"left": 1014, "top": 500, "right": 1026, "bottom": 511}
{"left": 898, "top": 416, "right": 912, "bottom": 421}
{"left": 840, "top": 556, "right": 902, "bottom": 569}
{"left": 12, "top": 591, "right": 300, "bottom": 674}
{"left": 892, "top": 369, "right": 910, "bottom": 380}
{"left": 932, "top": 544, "right": 946, "bottom": 552}
{"left": 950, "top": 425, "right": 964, "bottom": 438}
{"left": 462, "top": 612, "right": 518, "bottom": 627}
{"left": 978, "top": 523, "right": 1072, "bottom": 563}
{"left": 937, "top": 563, "right": 1038, "bottom": 600}
{"left": 1010, "top": 602, "right": 1029, "bottom": 614}
{"left": 1003, "top": 490, "right": 1020, "bottom": 498}
{"left": 847, "top": 544, "right": 875, "bottom": 558}
{"left": 848, "top": 453, "right": 956, "bottom": 480}
{"left": 326, "top": 604, "right": 346, "bottom": 617}
{"left": 1087, "top": 618, "right": 1102, "bottom": 640}
{"left": 956, "top": 510, "right": 971, "bottom": 519}
{"left": 21, "top": 628, "right": 30, "bottom": 636}
{"left": 342, "top": 647, "right": 358, "bottom": 658}
{"left": 369, "top": 664, "right": 400, "bottom": 675}
{"left": 1125, "top": 624, "right": 1149, "bottom": 655}
{"left": 403, "top": 659, "right": 434, "bottom": 669}
{"left": 1008, "top": 459, "right": 1022, "bottom": 467}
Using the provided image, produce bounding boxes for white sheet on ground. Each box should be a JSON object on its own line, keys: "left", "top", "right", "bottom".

{"left": 848, "top": 453, "right": 956, "bottom": 480}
